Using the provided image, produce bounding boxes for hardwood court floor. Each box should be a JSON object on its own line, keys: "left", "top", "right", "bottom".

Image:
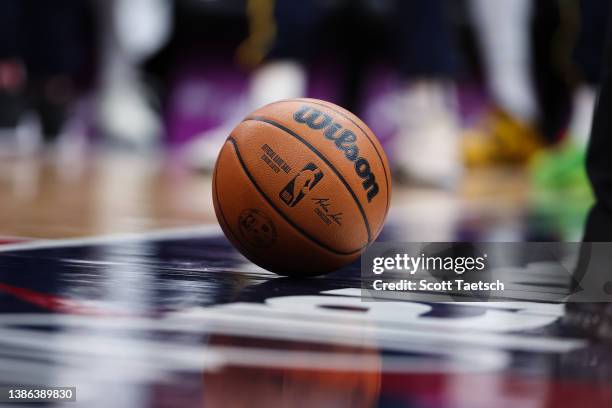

{"left": 0, "top": 151, "right": 589, "bottom": 241}
{"left": 0, "top": 152, "right": 215, "bottom": 239}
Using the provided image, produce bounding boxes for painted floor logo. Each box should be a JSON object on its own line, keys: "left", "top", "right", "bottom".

{"left": 279, "top": 163, "right": 324, "bottom": 207}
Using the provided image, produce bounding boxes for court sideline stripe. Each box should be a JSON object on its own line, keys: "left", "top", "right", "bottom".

{"left": 0, "top": 225, "right": 222, "bottom": 253}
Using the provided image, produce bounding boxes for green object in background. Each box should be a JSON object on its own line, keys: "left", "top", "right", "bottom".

{"left": 529, "top": 142, "right": 595, "bottom": 239}
{"left": 531, "top": 143, "right": 590, "bottom": 190}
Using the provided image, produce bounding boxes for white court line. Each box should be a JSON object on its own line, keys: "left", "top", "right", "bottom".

{"left": 0, "top": 224, "right": 223, "bottom": 253}
{"left": 0, "top": 315, "right": 510, "bottom": 374}
{"left": 0, "top": 235, "right": 36, "bottom": 241}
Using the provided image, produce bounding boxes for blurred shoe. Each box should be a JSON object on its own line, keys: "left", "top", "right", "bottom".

{"left": 33, "top": 76, "right": 75, "bottom": 143}
{"left": 181, "top": 120, "right": 238, "bottom": 173}
{"left": 183, "top": 60, "right": 307, "bottom": 172}
{"left": 529, "top": 85, "right": 595, "bottom": 194}
{"left": 392, "top": 81, "right": 461, "bottom": 189}
{"left": 96, "top": 76, "right": 162, "bottom": 149}
{"left": 525, "top": 87, "right": 596, "bottom": 235}
{"left": 249, "top": 60, "right": 307, "bottom": 108}
{"left": 114, "top": 0, "right": 172, "bottom": 64}
{"left": 463, "top": 107, "right": 545, "bottom": 167}
{"left": 14, "top": 111, "right": 44, "bottom": 155}
{"left": 528, "top": 141, "right": 594, "bottom": 239}
{"left": 531, "top": 142, "right": 591, "bottom": 193}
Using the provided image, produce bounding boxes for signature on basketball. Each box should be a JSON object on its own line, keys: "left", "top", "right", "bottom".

{"left": 312, "top": 198, "right": 343, "bottom": 226}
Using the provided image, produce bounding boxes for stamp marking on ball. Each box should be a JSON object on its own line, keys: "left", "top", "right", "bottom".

{"left": 238, "top": 209, "right": 277, "bottom": 248}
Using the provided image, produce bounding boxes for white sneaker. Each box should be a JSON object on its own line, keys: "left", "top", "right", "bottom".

{"left": 181, "top": 112, "right": 246, "bottom": 172}
{"left": 392, "top": 80, "right": 462, "bottom": 189}
{"left": 96, "top": 77, "right": 162, "bottom": 148}
{"left": 249, "top": 60, "right": 307, "bottom": 107}
{"left": 183, "top": 60, "right": 307, "bottom": 172}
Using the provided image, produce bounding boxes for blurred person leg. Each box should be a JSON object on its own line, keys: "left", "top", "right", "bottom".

{"left": 183, "top": 0, "right": 312, "bottom": 171}
{"left": 95, "top": 0, "right": 172, "bottom": 148}
{"left": 465, "top": 0, "right": 544, "bottom": 166}
{"left": 246, "top": 0, "right": 310, "bottom": 107}
{"left": 531, "top": 0, "right": 574, "bottom": 142}
{"left": 390, "top": 0, "right": 461, "bottom": 188}
{"left": 20, "top": 0, "right": 94, "bottom": 144}
{"left": 563, "top": 3, "right": 612, "bottom": 340}
{"left": 571, "top": 0, "right": 610, "bottom": 144}
{"left": 584, "top": 5, "right": 612, "bottom": 241}
{"left": 530, "top": 0, "right": 609, "bottom": 198}
{"left": 0, "top": 0, "right": 27, "bottom": 138}
{"left": 563, "top": 0, "right": 609, "bottom": 177}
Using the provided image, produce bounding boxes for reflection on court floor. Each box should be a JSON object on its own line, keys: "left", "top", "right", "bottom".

{"left": 0, "top": 226, "right": 610, "bottom": 407}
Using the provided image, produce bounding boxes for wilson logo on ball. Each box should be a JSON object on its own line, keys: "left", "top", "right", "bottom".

{"left": 293, "top": 106, "right": 380, "bottom": 202}
{"left": 279, "top": 163, "right": 324, "bottom": 207}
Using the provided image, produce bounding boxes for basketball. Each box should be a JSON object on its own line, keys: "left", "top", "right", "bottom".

{"left": 212, "top": 98, "right": 391, "bottom": 276}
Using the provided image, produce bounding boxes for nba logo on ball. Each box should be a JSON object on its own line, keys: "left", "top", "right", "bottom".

{"left": 279, "top": 163, "right": 324, "bottom": 207}
{"left": 213, "top": 98, "right": 391, "bottom": 277}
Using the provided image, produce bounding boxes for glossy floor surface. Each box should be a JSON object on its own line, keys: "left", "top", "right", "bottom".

{"left": 1, "top": 151, "right": 606, "bottom": 408}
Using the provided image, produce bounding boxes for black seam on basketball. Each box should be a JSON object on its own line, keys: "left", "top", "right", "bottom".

{"left": 214, "top": 147, "right": 283, "bottom": 271}
{"left": 260, "top": 98, "right": 391, "bottom": 220}
{"left": 213, "top": 151, "right": 247, "bottom": 254}
{"left": 241, "top": 117, "right": 372, "bottom": 243}
{"left": 227, "top": 136, "right": 365, "bottom": 256}
{"left": 292, "top": 99, "right": 391, "bottom": 219}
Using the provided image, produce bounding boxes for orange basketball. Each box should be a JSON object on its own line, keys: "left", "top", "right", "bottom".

{"left": 212, "top": 98, "right": 391, "bottom": 276}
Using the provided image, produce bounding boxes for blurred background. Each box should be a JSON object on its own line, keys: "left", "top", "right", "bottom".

{"left": 0, "top": 0, "right": 609, "bottom": 242}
